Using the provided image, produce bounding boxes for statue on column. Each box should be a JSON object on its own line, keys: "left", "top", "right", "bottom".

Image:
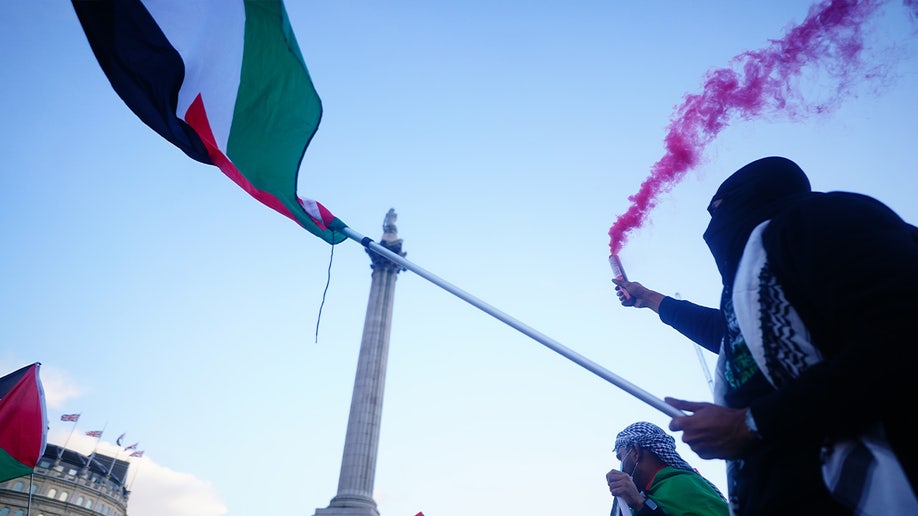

{"left": 382, "top": 208, "right": 398, "bottom": 242}
{"left": 370, "top": 208, "right": 405, "bottom": 270}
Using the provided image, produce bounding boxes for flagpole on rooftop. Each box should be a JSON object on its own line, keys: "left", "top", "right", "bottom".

{"left": 57, "top": 415, "right": 80, "bottom": 462}
{"left": 339, "top": 226, "right": 684, "bottom": 418}
{"left": 83, "top": 423, "right": 106, "bottom": 477}
{"left": 127, "top": 451, "right": 145, "bottom": 491}
{"left": 107, "top": 443, "right": 123, "bottom": 478}
{"left": 27, "top": 473, "right": 35, "bottom": 516}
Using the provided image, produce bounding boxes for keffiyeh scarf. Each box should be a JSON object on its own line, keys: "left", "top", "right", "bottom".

{"left": 731, "top": 221, "right": 917, "bottom": 515}
{"left": 615, "top": 421, "right": 725, "bottom": 499}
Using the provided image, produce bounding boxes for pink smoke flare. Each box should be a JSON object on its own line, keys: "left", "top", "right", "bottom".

{"left": 608, "top": 0, "right": 886, "bottom": 256}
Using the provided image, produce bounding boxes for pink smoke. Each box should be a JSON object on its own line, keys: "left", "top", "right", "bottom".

{"left": 907, "top": 0, "right": 918, "bottom": 18}
{"left": 608, "top": 0, "right": 887, "bottom": 256}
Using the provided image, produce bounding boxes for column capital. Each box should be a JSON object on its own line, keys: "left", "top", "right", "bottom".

{"left": 368, "top": 209, "right": 406, "bottom": 272}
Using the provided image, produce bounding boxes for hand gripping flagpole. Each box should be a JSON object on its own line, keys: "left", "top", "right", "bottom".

{"left": 340, "top": 226, "right": 684, "bottom": 418}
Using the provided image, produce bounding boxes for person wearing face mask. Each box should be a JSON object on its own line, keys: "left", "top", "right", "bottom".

{"left": 606, "top": 421, "right": 728, "bottom": 516}
{"left": 612, "top": 156, "right": 918, "bottom": 515}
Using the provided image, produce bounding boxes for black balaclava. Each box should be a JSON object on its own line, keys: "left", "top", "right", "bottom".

{"left": 703, "top": 156, "right": 812, "bottom": 287}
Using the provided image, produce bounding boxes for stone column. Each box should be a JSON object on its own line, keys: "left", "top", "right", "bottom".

{"left": 315, "top": 209, "right": 406, "bottom": 516}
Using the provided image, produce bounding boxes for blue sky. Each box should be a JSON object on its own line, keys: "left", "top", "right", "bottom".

{"left": 2, "top": 2, "right": 917, "bottom": 515}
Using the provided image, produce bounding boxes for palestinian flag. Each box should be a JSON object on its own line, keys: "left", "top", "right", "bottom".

{"left": 0, "top": 363, "right": 48, "bottom": 482}
{"left": 72, "top": 0, "right": 347, "bottom": 244}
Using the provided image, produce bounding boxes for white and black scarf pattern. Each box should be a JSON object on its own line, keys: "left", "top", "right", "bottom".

{"left": 730, "top": 221, "right": 917, "bottom": 515}
{"left": 615, "top": 421, "right": 726, "bottom": 500}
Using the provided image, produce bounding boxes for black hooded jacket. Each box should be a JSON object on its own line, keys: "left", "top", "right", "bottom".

{"left": 657, "top": 157, "right": 918, "bottom": 514}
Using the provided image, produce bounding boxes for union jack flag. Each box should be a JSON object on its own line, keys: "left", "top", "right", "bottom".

{"left": 124, "top": 442, "right": 139, "bottom": 451}
{"left": 130, "top": 450, "right": 144, "bottom": 458}
{"left": 85, "top": 430, "right": 103, "bottom": 438}
{"left": 61, "top": 414, "right": 80, "bottom": 422}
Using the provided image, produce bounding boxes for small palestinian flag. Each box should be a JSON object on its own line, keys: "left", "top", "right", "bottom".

{"left": 0, "top": 363, "right": 47, "bottom": 482}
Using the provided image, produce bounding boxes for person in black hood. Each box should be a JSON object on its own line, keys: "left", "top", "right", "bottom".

{"left": 612, "top": 156, "right": 918, "bottom": 515}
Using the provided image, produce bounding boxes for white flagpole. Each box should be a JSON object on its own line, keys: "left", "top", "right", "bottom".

{"left": 27, "top": 473, "right": 35, "bottom": 516}
{"left": 694, "top": 344, "right": 715, "bottom": 395}
{"left": 340, "top": 227, "right": 684, "bottom": 418}
{"left": 58, "top": 415, "right": 80, "bottom": 460}
{"left": 107, "top": 443, "right": 122, "bottom": 477}
{"left": 85, "top": 423, "right": 106, "bottom": 473}
{"left": 128, "top": 452, "right": 144, "bottom": 491}
{"left": 611, "top": 497, "right": 630, "bottom": 516}
{"left": 673, "top": 293, "right": 715, "bottom": 395}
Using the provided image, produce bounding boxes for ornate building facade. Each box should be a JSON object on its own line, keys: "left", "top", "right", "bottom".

{"left": 0, "top": 444, "right": 130, "bottom": 516}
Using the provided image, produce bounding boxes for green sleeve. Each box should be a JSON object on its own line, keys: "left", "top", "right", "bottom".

{"left": 644, "top": 467, "right": 729, "bottom": 516}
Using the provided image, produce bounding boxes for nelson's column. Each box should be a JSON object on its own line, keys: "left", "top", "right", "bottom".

{"left": 314, "top": 209, "right": 406, "bottom": 516}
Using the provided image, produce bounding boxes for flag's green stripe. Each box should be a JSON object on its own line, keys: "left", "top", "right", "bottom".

{"left": 228, "top": 1, "right": 340, "bottom": 241}
{"left": 0, "top": 448, "right": 31, "bottom": 483}
{"left": 230, "top": 0, "right": 320, "bottom": 189}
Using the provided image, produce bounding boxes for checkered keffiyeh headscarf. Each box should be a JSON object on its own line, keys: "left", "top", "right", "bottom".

{"left": 615, "top": 421, "right": 726, "bottom": 500}
{"left": 615, "top": 421, "right": 694, "bottom": 472}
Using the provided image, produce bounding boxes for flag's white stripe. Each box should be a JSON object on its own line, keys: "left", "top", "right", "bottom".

{"left": 141, "top": 0, "right": 245, "bottom": 153}
{"left": 299, "top": 198, "right": 322, "bottom": 221}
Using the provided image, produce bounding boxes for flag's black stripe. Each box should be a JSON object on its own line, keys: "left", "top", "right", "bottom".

{"left": 72, "top": 0, "right": 210, "bottom": 164}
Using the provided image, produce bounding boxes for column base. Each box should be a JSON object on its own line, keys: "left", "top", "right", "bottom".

{"left": 313, "top": 494, "right": 380, "bottom": 516}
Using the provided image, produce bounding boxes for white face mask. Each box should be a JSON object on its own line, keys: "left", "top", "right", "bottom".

{"left": 619, "top": 447, "right": 638, "bottom": 479}
{"left": 629, "top": 454, "right": 639, "bottom": 481}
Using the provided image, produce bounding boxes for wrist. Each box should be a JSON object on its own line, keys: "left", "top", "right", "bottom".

{"left": 647, "top": 292, "right": 665, "bottom": 312}
{"left": 635, "top": 494, "right": 659, "bottom": 514}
